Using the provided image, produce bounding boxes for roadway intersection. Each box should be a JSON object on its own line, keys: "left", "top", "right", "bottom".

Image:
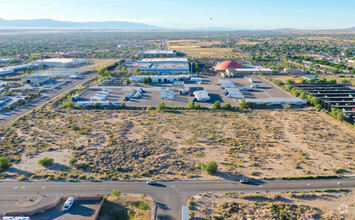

{"left": 0, "top": 177, "right": 354, "bottom": 219}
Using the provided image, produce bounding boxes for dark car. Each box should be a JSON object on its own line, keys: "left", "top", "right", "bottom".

{"left": 124, "top": 97, "right": 130, "bottom": 101}
{"left": 188, "top": 92, "right": 194, "bottom": 96}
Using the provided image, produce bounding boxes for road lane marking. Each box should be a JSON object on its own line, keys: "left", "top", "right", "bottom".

{"left": 12, "top": 186, "right": 18, "bottom": 189}
{"left": 41, "top": 186, "right": 47, "bottom": 189}
{"left": 21, "top": 186, "right": 26, "bottom": 189}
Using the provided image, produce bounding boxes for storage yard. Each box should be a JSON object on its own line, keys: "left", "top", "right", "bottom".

{"left": 78, "top": 75, "right": 293, "bottom": 108}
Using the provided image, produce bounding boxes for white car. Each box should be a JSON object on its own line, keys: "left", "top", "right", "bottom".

{"left": 239, "top": 179, "right": 249, "bottom": 184}
{"left": 63, "top": 197, "right": 75, "bottom": 211}
{"left": 146, "top": 180, "right": 157, "bottom": 185}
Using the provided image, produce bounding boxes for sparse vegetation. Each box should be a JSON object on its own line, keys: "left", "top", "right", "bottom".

{"left": 38, "top": 157, "right": 54, "bottom": 167}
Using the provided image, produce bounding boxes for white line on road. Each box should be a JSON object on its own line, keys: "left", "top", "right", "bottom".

{"left": 41, "top": 186, "right": 47, "bottom": 189}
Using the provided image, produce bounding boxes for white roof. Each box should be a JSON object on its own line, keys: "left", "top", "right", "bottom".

{"left": 139, "top": 58, "right": 188, "bottom": 63}
{"left": 35, "top": 58, "right": 85, "bottom": 63}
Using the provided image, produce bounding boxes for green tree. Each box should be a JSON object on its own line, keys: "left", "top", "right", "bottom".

{"left": 134, "top": 68, "right": 141, "bottom": 75}
{"left": 38, "top": 157, "right": 54, "bottom": 167}
{"left": 94, "top": 102, "right": 101, "bottom": 109}
{"left": 143, "top": 77, "right": 152, "bottom": 85}
{"left": 222, "top": 103, "right": 232, "bottom": 110}
{"left": 120, "top": 103, "right": 126, "bottom": 109}
{"left": 200, "top": 161, "right": 218, "bottom": 175}
{"left": 212, "top": 101, "right": 221, "bottom": 110}
{"left": 156, "top": 101, "right": 166, "bottom": 111}
{"left": 0, "top": 156, "right": 11, "bottom": 171}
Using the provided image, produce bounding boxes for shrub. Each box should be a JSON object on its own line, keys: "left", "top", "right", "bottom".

{"left": 156, "top": 101, "right": 166, "bottom": 111}
{"left": 112, "top": 188, "right": 122, "bottom": 197}
{"left": 212, "top": 101, "right": 221, "bottom": 110}
{"left": 69, "top": 158, "right": 78, "bottom": 167}
{"left": 186, "top": 102, "right": 203, "bottom": 110}
{"left": 0, "top": 156, "right": 11, "bottom": 171}
{"left": 286, "top": 80, "right": 295, "bottom": 85}
{"left": 38, "top": 157, "right": 54, "bottom": 167}
{"left": 120, "top": 103, "right": 126, "bottom": 109}
{"left": 200, "top": 161, "right": 218, "bottom": 175}
{"left": 274, "top": 79, "right": 284, "bottom": 86}
{"left": 72, "top": 124, "right": 80, "bottom": 132}
{"left": 138, "top": 202, "right": 149, "bottom": 210}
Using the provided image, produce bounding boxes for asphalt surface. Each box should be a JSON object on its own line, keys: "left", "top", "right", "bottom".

{"left": 0, "top": 177, "right": 354, "bottom": 219}
{"left": 0, "top": 72, "right": 98, "bottom": 126}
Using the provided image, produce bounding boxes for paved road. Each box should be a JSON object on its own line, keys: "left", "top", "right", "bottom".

{"left": 0, "top": 177, "right": 354, "bottom": 219}
{"left": 0, "top": 72, "right": 97, "bottom": 126}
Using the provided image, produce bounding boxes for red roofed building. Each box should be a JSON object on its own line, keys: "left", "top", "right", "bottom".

{"left": 214, "top": 61, "right": 244, "bottom": 73}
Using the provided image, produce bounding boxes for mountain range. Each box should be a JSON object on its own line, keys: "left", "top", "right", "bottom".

{"left": 0, "top": 18, "right": 161, "bottom": 29}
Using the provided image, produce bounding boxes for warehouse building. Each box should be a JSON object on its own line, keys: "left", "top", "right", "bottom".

{"left": 138, "top": 58, "right": 190, "bottom": 74}
{"left": 32, "top": 58, "right": 86, "bottom": 68}
{"left": 0, "top": 58, "right": 16, "bottom": 63}
{"left": 138, "top": 49, "right": 177, "bottom": 57}
{"left": 244, "top": 97, "right": 307, "bottom": 105}
{"left": 130, "top": 75, "right": 181, "bottom": 83}
{"left": 28, "top": 69, "right": 87, "bottom": 78}
{"left": 0, "top": 68, "right": 14, "bottom": 75}
{"left": 21, "top": 76, "right": 51, "bottom": 85}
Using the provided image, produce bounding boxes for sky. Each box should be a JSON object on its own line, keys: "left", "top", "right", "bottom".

{"left": 0, "top": 0, "right": 354, "bottom": 29}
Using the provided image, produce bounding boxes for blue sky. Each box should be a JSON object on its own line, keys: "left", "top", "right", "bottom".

{"left": 0, "top": 0, "right": 354, "bottom": 29}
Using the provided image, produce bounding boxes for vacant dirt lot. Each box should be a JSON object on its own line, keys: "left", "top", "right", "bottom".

{"left": 0, "top": 106, "right": 354, "bottom": 181}
{"left": 189, "top": 190, "right": 354, "bottom": 219}
{"left": 75, "top": 59, "right": 118, "bottom": 71}
{"left": 168, "top": 40, "right": 233, "bottom": 58}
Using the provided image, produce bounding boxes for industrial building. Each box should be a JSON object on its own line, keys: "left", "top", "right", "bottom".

{"left": 138, "top": 49, "right": 177, "bottom": 57}
{"left": 244, "top": 97, "right": 307, "bottom": 105}
{"left": 28, "top": 69, "right": 86, "bottom": 78}
{"left": 32, "top": 58, "right": 86, "bottom": 68}
{"left": 130, "top": 75, "right": 181, "bottom": 83}
{"left": 138, "top": 58, "right": 190, "bottom": 74}
{"left": 0, "top": 68, "right": 14, "bottom": 75}
{"left": 0, "top": 58, "right": 16, "bottom": 63}
{"left": 21, "top": 76, "right": 51, "bottom": 85}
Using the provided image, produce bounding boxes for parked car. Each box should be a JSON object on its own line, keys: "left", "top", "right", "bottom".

{"left": 147, "top": 180, "right": 157, "bottom": 185}
{"left": 63, "top": 197, "right": 74, "bottom": 211}
{"left": 188, "top": 92, "right": 194, "bottom": 96}
{"left": 239, "top": 179, "right": 249, "bottom": 184}
{"left": 192, "top": 98, "right": 198, "bottom": 102}
{"left": 179, "top": 89, "right": 189, "bottom": 94}
{"left": 124, "top": 97, "right": 130, "bottom": 101}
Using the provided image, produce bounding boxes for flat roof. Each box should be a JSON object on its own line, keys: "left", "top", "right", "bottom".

{"left": 140, "top": 62, "right": 189, "bottom": 70}
{"left": 29, "top": 69, "right": 86, "bottom": 77}
{"left": 139, "top": 49, "right": 176, "bottom": 54}
{"left": 139, "top": 58, "right": 188, "bottom": 63}
{"left": 245, "top": 97, "right": 306, "bottom": 102}
{"left": 34, "top": 58, "right": 86, "bottom": 63}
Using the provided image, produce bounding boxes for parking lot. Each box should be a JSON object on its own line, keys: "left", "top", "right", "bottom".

{"left": 31, "top": 200, "right": 101, "bottom": 220}
{"left": 78, "top": 75, "right": 292, "bottom": 108}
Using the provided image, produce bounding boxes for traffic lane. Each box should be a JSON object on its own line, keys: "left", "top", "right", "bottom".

{"left": 0, "top": 178, "right": 354, "bottom": 195}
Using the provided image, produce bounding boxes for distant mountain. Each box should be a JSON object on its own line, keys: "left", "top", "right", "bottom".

{"left": 0, "top": 18, "right": 161, "bottom": 29}
{"left": 195, "top": 27, "right": 235, "bottom": 30}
